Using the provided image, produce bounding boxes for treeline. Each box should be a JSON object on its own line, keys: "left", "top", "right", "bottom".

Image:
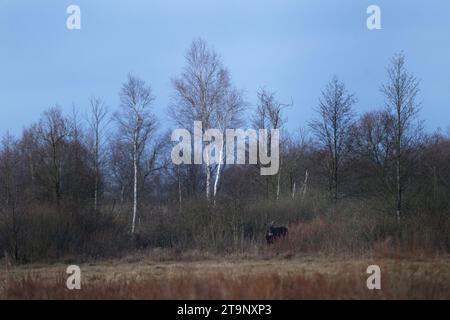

{"left": 0, "top": 40, "right": 449, "bottom": 262}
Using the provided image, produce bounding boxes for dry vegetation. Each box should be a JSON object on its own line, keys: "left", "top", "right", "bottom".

{"left": 1, "top": 251, "right": 449, "bottom": 300}
{"left": 1, "top": 202, "right": 448, "bottom": 300}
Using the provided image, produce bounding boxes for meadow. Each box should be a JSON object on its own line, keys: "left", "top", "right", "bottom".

{"left": 1, "top": 249, "right": 449, "bottom": 299}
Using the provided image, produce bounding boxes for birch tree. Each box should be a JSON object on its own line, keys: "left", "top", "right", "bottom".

{"left": 170, "top": 39, "right": 244, "bottom": 203}
{"left": 114, "top": 74, "right": 157, "bottom": 234}
{"left": 253, "top": 88, "right": 288, "bottom": 200}
{"left": 381, "top": 53, "right": 420, "bottom": 221}
{"left": 87, "top": 96, "right": 109, "bottom": 211}
{"left": 212, "top": 89, "right": 245, "bottom": 205}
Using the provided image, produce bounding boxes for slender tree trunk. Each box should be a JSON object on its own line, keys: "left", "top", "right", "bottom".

{"left": 334, "top": 161, "right": 338, "bottom": 201}
{"left": 291, "top": 181, "right": 296, "bottom": 200}
{"left": 12, "top": 206, "right": 18, "bottom": 261}
{"left": 131, "top": 133, "right": 138, "bottom": 234}
{"left": 205, "top": 143, "right": 211, "bottom": 202}
{"left": 333, "top": 114, "right": 338, "bottom": 202}
{"left": 178, "top": 166, "right": 182, "bottom": 212}
{"left": 4, "top": 164, "right": 10, "bottom": 206}
{"left": 120, "top": 185, "right": 125, "bottom": 204}
{"left": 396, "top": 105, "right": 402, "bottom": 222}
{"left": 28, "top": 153, "right": 35, "bottom": 196}
{"left": 93, "top": 128, "right": 99, "bottom": 212}
{"left": 93, "top": 153, "right": 98, "bottom": 212}
{"left": 301, "top": 169, "right": 309, "bottom": 198}
{"left": 290, "top": 173, "right": 295, "bottom": 200}
{"left": 396, "top": 156, "right": 401, "bottom": 222}
{"left": 206, "top": 165, "right": 211, "bottom": 202}
{"left": 276, "top": 158, "right": 282, "bottom": 200}
{"left": 94, "top": 176, "right": 98, "bottom": 211}
{"left": 213, "top": 145, "right": 224, "bottom": 206}
{"left": 52, "top": 142, "right": 61, "bottom": 208}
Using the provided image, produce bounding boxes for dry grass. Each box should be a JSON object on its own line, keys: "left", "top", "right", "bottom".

{"left": 1, "top": 254, "right": 449, "bottom": 299}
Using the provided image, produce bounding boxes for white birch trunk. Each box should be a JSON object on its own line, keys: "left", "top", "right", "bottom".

{"left": 291, "top": 182, "right": 296, "bottom": 200}
{"left": 213, "top": 145, "right": 224, "bottom": 206}
{"left": 204, "top": 142, "right": 212, "bottom": 202}
{"left": 276, "top": 158, "right": 282, "bottom": 200}
{"left": 131, "top": 131, "right": 138, "bottom": 234}
{"left": 301, "top": 169, "right": 309, "bottom": 198}
{"left": 206, "top": 164, "right": 211, "bottom": 202}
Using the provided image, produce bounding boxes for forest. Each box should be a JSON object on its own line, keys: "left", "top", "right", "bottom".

{"left": 0, "top": 39, "right": 449, "bottom": 263}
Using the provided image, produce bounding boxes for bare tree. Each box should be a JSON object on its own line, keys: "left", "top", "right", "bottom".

{"left": 353, "top": 111, "right": 395, "bottom": 196}
{"left": 310, "top": 76, "right": 356, "bottom": 201}
{"left": 381, "top": 53, "right": 421, "bottom": 221}
{"left": 37, "top": 106, "right": 69, "bottom": 207}
{"left": 354, "top": 111, "right": 393, "bottom": 168}
{"left": 114, "top": 74, "right": 158, "bottom": 234}
{"left": 87, "top": 96, "right": 109, "bottom": 211}
{"left": 169, "top": 39, "right": 244, "bottom": 203}
{"left": 253, "top": 88, "right": 289, "bottom": 200}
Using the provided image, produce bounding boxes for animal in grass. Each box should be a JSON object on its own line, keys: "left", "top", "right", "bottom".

{"left": 265, "top": 221, "right": 288, "bottom": 244}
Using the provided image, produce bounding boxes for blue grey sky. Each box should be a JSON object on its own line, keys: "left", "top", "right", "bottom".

{"left": 1, "top": 0, "right": 449, "bottom": 135}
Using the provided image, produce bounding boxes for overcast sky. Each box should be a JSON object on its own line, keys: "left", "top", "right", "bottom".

{"left": 1, "top": 0, "right": 449, "bottom": 135}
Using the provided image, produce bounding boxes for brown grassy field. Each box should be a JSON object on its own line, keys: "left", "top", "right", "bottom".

{"left": 1, "top": 251, "right": 449, "bottom": 299}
